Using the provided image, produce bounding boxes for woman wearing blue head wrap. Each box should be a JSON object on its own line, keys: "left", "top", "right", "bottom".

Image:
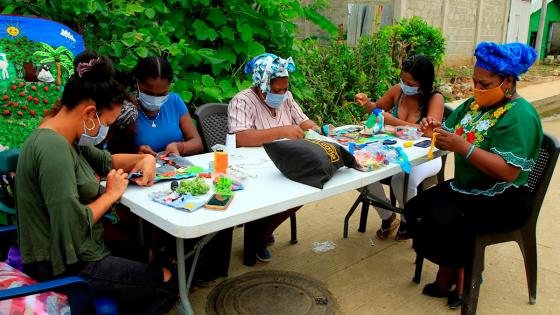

{"left": 404, "top": 42, "right": 543, "bottom": 309}
{"left": 228, "top": 53, "right": 320, "bottom": 263}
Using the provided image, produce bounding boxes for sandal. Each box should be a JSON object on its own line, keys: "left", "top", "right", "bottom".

{"left": 395, "top": 221, "right": 411, "bottom": 241}
{"left": 375, "top": 213, "right": 399, "bottom": 240}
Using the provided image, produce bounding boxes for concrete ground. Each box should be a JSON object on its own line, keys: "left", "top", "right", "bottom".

{"left": 183, "top": 83, "right": 560, "bottom": 315}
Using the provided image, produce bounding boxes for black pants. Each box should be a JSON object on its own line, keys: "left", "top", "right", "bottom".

{"left": 404, "top": 181, "right": 531, "bottom": 269}
{"left": 25, "top": 254, "right": 178, "bottom": 315}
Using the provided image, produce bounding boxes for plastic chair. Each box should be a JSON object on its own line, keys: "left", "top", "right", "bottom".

{"left": 343, "top": 105, "right": 454, "bottom": 238}
{"left": 412, "top": 133, "right": 560, "bottom": 315}
{"left": 194, "top": 103, "right": 298, "bottom": 244}
{"left": 0, "top": 149, "right": 20, "bottom": 224}
{"left": 0, "top": 226, "right": 98, "bottom": 315}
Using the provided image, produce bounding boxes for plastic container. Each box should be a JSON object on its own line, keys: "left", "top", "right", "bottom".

{"left": 394, "top": 126, "right": 422, "bottom": 140}
{"left": 214, "top": 150, "right": 228, "bottom": 175}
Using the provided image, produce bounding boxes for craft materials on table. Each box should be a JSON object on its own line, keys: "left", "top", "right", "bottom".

{"left": 152, "top": 153, "right": 206, "bottom": 182}
{"left": 363, "top": 108, "right": 384, "bottom": 134}
{"left": 427, "top": 132, "right": 438, "bottom": 160}
{"left": 352, "top": 142, "right": 411, "bottom": 173}
{"left": 394, "top": 126, "right": 422, "bottom": 140}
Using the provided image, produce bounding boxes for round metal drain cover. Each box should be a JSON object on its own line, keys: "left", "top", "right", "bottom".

{"left": 206, "top": 270, "right": 337, "bottom": 315}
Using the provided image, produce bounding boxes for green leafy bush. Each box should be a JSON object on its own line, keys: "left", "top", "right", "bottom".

{"left": 2, "top": 0, "right": 336, "bottom": 106}
{"left": 295, "top": 17, "right": 446, "bottom": 125}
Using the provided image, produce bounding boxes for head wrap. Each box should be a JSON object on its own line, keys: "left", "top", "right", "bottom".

{"left": 115, "top": 100, "right": 138, "bottom": 129}
{"left": 474, "top": 42, "right": 537, "bottom": 80}
{"left": 244, "top": 53, "right": 296, "bottom": 93}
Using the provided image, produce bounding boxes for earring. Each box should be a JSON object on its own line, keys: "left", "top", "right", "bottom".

{"left": 84, "top": 118, "right": 96, "bottom": 131}
{"left": 505, "top": 89, "right": 512, "bottom": 99}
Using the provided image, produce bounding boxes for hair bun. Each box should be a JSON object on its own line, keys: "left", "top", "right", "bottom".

{"left": 73, "top": 50, "right": 114, "bottom": 81}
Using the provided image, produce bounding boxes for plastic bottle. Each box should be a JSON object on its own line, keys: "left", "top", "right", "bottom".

{"left": 214, "top": 149, "right": 228, "bottom": 175}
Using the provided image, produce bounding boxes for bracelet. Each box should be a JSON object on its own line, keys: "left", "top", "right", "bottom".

{"left": 465, "top": 144, "right": 476, "bottom": 160}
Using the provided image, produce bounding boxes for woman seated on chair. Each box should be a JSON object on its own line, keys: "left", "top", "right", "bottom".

{"left": 354, "top": 55, "right": 445, "bottom": 240}
{"left": 15, "top": 52, "right": 178, "bottom": 314}
{"left": 404, "top": 42, "right": 542, "bottom": 309}
{"left": 228, "top": 53, "right": 320, "bottom": 263}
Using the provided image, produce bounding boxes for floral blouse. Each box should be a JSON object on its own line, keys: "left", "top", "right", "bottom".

{"left": 442, "top": 97, "right": 543, "bottom": 196}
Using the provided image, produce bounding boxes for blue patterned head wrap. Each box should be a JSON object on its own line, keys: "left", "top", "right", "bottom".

{"left": 244, "top": 53, "right": 296, "bottom": 93}
{"left": 474, "top": 42, "right": 537, "bottom": 80}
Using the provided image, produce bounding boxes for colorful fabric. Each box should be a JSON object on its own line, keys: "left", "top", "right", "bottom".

{"left": 16, "top": 129, "right": 111, "bottom": 275}
{"left": 243, "top": 53, "right": 296, "bottom": 93}
{"left": 0, "top": 262, "right": 70, "bottom": 314}
{"left": 228, "top": 88, "right": 309, "bottom": 133}
{"left": 135, "top": 92, "right": 188, "bottom": 152}
{"left": 443, "top": 97, "right": 543, "bottom": 196}
{"left": 474, "top": 42, "right": 537, "bottom": 80}
{"left": 116, "top": 100, "right": 138, "bottom": 129}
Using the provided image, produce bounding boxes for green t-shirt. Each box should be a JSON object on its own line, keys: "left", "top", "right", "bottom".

{"left": 15, "top": 129, "right": 112, "bottom": 275}
{"left": 442, "top": 97, "right": 543, "bottom": 196}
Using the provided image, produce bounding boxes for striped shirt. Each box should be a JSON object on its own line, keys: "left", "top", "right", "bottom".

{"left": 228, "top": 88, "right": 309, "bottom": 133}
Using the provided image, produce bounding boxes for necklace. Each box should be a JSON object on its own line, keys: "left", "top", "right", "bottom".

{"left": 139, "top": 108, "right": 160, "bottom": 128}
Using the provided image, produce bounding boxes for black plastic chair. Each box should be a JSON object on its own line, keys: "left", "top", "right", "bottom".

{"left": 343, "top": 105, "right": 454, "bottom": 238}
{"left": 0, "top": 226, "right": 97, "bottom": 315}
{"left": 413, "top": 133, "right": 560, "bottom": 315}
{"left": 194, "top": 103, "right": 298, "bottom": 245}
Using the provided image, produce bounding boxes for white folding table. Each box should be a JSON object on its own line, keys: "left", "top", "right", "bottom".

{"left": 116, "top": 140, "right": 446, "bottom": 314}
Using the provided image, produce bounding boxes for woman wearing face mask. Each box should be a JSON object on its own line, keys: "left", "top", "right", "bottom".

{"left": 354, "top": 55, "right": 445, "bottom": 241}
{"left": 405, "top": 42, "right": 541, "bottom": 308}
{"left": 15, "top": 52, "right": 179, "bottom": 314}
{"left": 228, "top": 53, "right": 320, "bottom": 263}
{"left": 133, "top": 56, "right": 203, "bottom": 156}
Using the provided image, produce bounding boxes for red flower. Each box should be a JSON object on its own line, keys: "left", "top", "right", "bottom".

{"left": 456, "top": 128, "right": 464, "bottom": 136}
{"left": 22, "top": 105, "right": 28, "bottom": 110}
{"left": 34, "top": 98, "right": 39, "bottom": 104}
{"left": 27, "top": 96, "right": 33, "bottom": 101}
{"left": 43, "top": 99, "right": 48, "bottom": 104}
{"left": 44, "top": 86, "right": 49, "bottom": 92}
{"left": 19, "top": 92, "right": 25, "bottom": 97}
{"left": 3, "top": 110, "right": 9, "bottom": 116}
{"left": 56, "top": 86, "right": 60, "bottom": 92}
{"left": 13, "top": 103, "right": 18, "bottom": 108}
{"left": 2, "top": 95, "right": 7, "bottom": 101}
{"left": 18, "top": 82, "right": 24, "bottom": 88}
{"left": 11, "top": 85, "right": 16, "bottom": 91}
{"left": 30, "top": 110, "right": 36, "bottom": 116}
{"left": 466, "top": 131, "right": 475, "bottom": 144}
{"left": 43, "top": 109, "right": 49, "bottom": 116}
{"left": 17, "top": 111, "right": 23, "bottom": 116}
{"left": 31, "top": 86, "right": 37, "bottom": 91}
{"left": 7, "top": 101, "right": 12, "bottom": 106}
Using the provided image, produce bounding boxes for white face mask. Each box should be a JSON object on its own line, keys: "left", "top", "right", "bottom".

{"left": 138, "top": 91, "right": 169, "bottom": 111}
{"left": 78, "top": 112, "right": 109, "bottom": 146}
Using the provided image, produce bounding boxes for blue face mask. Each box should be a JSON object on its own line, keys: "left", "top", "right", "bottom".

{"left": 78, "top": 112, "right": 109, "bottom": 146}
{"left": 138, "top": 91, "right": 169, "bottom": 111}
{"left": 400, "top": 80, "right": 420, "bottom": 96}
{"left": 265, "top": 92, "right": 288, "bottom": 109}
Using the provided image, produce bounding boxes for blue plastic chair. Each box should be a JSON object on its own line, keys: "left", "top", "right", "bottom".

{"left": 0, "top": 225, "right": 98, "bottom": 315}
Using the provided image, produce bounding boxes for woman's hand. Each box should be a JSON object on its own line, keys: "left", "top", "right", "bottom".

{"left": 420, "top": 117, "right": 442, "bottom": 132}
{"left": 433, "top": 128, "right": 471, "bottom": 154}
{"left": 354, "top": 93, "right": 370, "bottom": 108}
{"left": 131, "top": 154, "right": 156, "bottom": 186}
{"left": 105, "top": 169, "right": 129, "bottom": 201}
{"left": 163, "top": 142, "right": 181, "bottom": 156}
{"left": 138, "top": 145, "right": 157, "bottom": 156}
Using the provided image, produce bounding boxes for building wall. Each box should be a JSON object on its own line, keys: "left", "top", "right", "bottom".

{"left": 300, "top": 0, "right": 512, "bottom": 66}
{"left": 528, "top": 1, "right": 560, "bottom": 59}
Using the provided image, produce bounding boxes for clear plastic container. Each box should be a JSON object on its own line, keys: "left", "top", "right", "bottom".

{"left": 394, "top": 126, "right": 422, "bottom": 140}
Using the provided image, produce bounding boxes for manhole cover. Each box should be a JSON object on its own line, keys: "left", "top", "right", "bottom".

{"left": 206, "top": 270, "right": 337, "bottom": 315}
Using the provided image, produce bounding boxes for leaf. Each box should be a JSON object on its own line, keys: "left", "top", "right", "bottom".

{"left": 121, "top": 31, "right": 137, "bottom": 47}
{"left": 179, "top": 90, "right": 193, "bottom": 103}
{"left": 125, "top": 3, "right": 144, "bottom": 15}
{"left": 134, "top": 47, "right": 149, "bottom": 58}
{"left": 207, "top": 9, "right": 227, "bottom": 26}
{"left": 237, "top": 22, "right": 253, "bottom": 42}
{"left": 39, "top": 57, "right": 56, "bottom": 64}
{"left": 192, "top": 20, "right": 218, "bottom": 41}
{"left": 247, "top": 41, "right": 265, "bottom": 57}
{"left": 201, "top": 74, "right": 216, "bottom": 87}
{"left": 220, "top": 27, "right": 235, "bottom": 41}
{"left": 202, "top": 86, "right": 223, "bottom": 101}
{"left": 198, "top": 48, "right": 225, "bottom": 64}
{"left": 2, "top": 5, "right": 16, "bottom": 14}
{"left": 145, "top": 8, "right": 156, "bottom": 19}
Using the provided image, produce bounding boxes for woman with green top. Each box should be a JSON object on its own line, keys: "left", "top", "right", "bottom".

{"left": 405, "top": 42, "right": 541, "bottom": 309}
{"left": 15, "top": 52, "right": 178, "bottom": 314}
{"left": 354, "top": 55, "right": 444, "bottom": 240}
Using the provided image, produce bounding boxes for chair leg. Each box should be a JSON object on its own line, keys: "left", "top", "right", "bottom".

{"left": 520, "top": 229, "right": 538, "bottom": 305}
{"left": 389, "top": 187, "right": 397, "bottom": 206}
{"left": 243, "top": 224, "right": 257, "bottom": 266}
{"left": 358, "top": 197, "right": 370, "bottom": 233}
{"left": 290, "top": 214, "right": 298, "bottom": 244}
{"left": 462, "top": 243, "right": 485, "bottom": 315}
{"left": 413, "top": 254, "right": 423, "bottom": 283}
{"left": 343, "top": 194, "right": 364, "bottom": 238}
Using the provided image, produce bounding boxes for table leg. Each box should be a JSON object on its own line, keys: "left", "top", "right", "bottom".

{"left": 175, "top": 233, "right": 218, "bottom": 315}
{"left": 243, "top": 224, "right": 257, "bottom": 266}
{"left": 403, "top": 173, "right": 410, "bottom": 206}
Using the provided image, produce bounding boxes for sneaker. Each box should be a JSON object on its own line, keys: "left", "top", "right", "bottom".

{"left": 256, "top": 246, "right": 272, "bottom": 262}
{"left": 266, "top": 234, "right": 276, "bottom": 246}
{"left": 447, "top": 291, "right": 463, "bottom": 309}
